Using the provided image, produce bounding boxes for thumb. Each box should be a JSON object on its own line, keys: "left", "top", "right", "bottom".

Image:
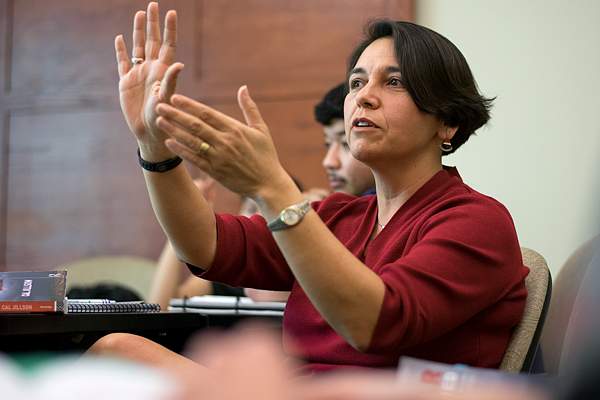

{"left": 237, "top": 86, "right": 268, "bottom": 132}
{"left": 159, "top": 62, "right": 185, "bottom": 103}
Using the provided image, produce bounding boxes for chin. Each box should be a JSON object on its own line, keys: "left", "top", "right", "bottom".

{"left": 335, "top": 188, "right": 352, "bottom": 195}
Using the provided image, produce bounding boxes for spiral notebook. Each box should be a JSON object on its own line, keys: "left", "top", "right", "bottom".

{"left": 67, "top": 301, "right": 161, "bottom": 313}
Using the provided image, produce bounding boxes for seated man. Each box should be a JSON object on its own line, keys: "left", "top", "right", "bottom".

{"left": 315, "top": 83, "right": 376, "bottom": 197}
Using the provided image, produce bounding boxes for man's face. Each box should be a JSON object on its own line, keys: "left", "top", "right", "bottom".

{"left": 322, "top": 118, "right": 375, "bottom": 196}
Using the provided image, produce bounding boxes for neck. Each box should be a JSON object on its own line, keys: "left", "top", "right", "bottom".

{"left": 374, "top": 162, "right": 442, "bottom": 225}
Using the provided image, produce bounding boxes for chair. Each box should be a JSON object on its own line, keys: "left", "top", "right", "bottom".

{"left": 537, "top": 235, "right": 600, "bottom": 376}
{"left": 499, "top": 247, "right": 552, "bottom": 373}
{"left": 60, "top": 256, "right": 157, "bottom": 301}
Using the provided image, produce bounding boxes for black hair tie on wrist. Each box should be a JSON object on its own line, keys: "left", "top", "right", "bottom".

{"left": 137, "top": 148, "right": 183, "bottom": 173}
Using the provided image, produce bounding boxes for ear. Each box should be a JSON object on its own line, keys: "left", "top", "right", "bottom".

{"left": 436, "top": 125, "right": 458, "bottom": 141}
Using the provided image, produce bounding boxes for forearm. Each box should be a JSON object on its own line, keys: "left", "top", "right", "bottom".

{"left": 143, "top": 162, "right": 217, "bottom": 270}
{"left": 148, "top": 241, "right": 184, "bottom": 310}
{"left": 257, "top": 184, "right": 385, "bottom": 351}
{"left": 275, "top": 215, "right": 385, "bottom": 351}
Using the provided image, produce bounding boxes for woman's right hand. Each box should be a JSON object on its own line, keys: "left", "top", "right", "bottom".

{"left": 114, "top": 2, "right": 184, "bottom": 159}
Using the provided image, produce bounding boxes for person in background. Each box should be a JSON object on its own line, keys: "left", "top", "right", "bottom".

{"left": 315, "top": 82, "right": 376, "bottom": 197}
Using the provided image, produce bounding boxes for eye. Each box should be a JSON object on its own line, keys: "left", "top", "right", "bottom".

{"left": 341, "top": 141, "right": 350, "bottom": 149}
{"left": 389, "top": 78, "right": 403, "bottom": 87}
{"left": 349, "top": 78, "right": 364, "bottom": 90}
{"left": 325, "top": 142, "right": 332, "bottom": 149}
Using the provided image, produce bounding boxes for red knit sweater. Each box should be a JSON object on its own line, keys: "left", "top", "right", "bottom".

{"left": 197, "top": 167, "right": 528, "bottom": 376}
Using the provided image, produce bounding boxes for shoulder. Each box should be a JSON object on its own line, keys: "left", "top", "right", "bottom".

{"left": 424, "top": 167, "right": 513, "bottom": 221}
{"left": 399, "top": 168, "right": 518, "bottom": 245}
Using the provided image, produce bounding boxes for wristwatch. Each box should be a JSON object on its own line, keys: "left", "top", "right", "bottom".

{"left": 267, "top": 200, "right": 311, "bottom": 232}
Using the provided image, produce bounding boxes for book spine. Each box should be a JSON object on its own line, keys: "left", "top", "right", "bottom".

{"left": 0, "top": 300, "right": 66, "bottom": 313}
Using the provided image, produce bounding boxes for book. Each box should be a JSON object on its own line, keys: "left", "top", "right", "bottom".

{"left": 0, "top": 270, "right": 67, "bottom": 313}
{"left": 67, "top": 301, "right": 161, "bottom": 313}
{"left": 169, "top": 295, "right": 285, "bottom": 316}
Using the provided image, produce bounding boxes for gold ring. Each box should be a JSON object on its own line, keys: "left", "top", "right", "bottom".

{"left": 197, "top": 142, "right": 210, "bottom": 156}
{"left": 131, "top": 58, "right": 144, "bottom": 65}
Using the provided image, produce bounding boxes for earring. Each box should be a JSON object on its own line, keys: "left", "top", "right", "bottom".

{"left": 439, "top": 128, "right": 453, "bottom": 152}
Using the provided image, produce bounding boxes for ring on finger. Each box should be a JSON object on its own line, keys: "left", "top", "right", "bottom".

{"left": 131, "top": 57, "right": 144, "bottom": 65}
{"left": 197, "top": 142, "right": 211, "bottom": 157}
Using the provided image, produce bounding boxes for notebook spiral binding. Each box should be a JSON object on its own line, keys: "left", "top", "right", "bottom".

{"left": 67, "top": 302, "right": 161, "bottom": 313}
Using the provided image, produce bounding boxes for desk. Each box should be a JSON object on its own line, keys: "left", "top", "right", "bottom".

{"left": 0, "top": 312, "right": 208, "bottom": 354}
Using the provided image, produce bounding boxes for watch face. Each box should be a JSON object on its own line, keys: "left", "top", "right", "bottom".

{"left": 282, "top": 209, "right": 300, "bottom": 225}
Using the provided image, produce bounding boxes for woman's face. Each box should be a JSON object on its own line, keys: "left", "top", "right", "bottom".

{"left": 344, "top": 38, "right": 443, "bottom": 169}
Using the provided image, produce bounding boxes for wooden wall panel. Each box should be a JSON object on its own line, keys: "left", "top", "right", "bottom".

{"left": 1, "top": 0, "right": 412, "bottom": 272}
{"left": 9, "top": 0, "right": 198, "bottom": 111}
{"left": 0, "top": 0, "right": 11, "bottom": 268}
{"left": 194, "top": 0, "right": 413, "bottom": 102}
{"left": 6, "top": 110, "right": 166, "bottom": 271}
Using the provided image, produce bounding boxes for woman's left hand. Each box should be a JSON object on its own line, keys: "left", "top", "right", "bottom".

{"left": 155, "top": 86, "right": 290, "bottom": 200}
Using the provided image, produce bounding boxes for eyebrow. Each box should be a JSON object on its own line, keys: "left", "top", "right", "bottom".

{"left": 349, "top": 66, "right": 401, "bottom": 76}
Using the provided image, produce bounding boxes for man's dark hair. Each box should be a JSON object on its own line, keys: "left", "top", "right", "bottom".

{"left": 347, "top": 19, "right": 494, "bottom": 154}
{"left": 314, "top": 83, "right": 346, "bottom": 126}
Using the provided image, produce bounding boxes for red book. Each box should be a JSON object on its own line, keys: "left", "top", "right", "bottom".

{"left": 0, "top": 270, "right": 67, "bottom": 313}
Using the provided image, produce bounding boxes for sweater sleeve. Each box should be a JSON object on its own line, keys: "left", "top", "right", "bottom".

{"left": 191, "top": 212, "right": 296, "bottom": 291}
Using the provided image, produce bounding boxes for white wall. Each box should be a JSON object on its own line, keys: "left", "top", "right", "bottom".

{"left": 415, "top": 0, "right": 600, "bottom": 278}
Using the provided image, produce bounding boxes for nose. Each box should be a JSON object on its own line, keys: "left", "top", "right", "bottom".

{"left": 355, "top": 81, "right": 379, "bottom": 109}
{"left": 322, "top": 143, "right": 341, "bottom": 170}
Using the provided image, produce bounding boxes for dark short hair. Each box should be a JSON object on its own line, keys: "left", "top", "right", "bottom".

{"left": 347, "top": 19, "right": 494, "bottom": 155}
{"left": 314, "top": 83, "right": 346, "bottom": 126}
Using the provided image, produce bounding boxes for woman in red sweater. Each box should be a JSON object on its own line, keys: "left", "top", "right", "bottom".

{"left": 87, "top": 2, "right": 528, "bottom": 379}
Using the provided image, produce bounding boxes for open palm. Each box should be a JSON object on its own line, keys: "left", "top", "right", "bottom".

{"left": 114, "top": 3, "right": 183, "bottom": 144}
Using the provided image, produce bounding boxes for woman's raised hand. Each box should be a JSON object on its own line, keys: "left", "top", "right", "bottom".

{"left": 115, "top": 2, "right": 184, "bottom": 157}
{"left": 155, "top": 86, "right": 292, "bottom": 201}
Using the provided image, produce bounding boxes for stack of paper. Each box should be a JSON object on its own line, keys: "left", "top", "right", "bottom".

{"left": 169, "top": 295, "right": 285, "bottom": 316}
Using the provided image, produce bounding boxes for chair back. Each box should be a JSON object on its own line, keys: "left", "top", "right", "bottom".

{"left": 538, "top": 235, "right": 600, "bottom": 376}
{"left": 60, "top": 256, "right": 157, "bottom": 301}
{"left": 499, "top": 247, "right": 551, "bottom": 373}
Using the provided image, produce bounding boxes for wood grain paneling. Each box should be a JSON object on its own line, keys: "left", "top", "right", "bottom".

{"left": 1, "top": 0, "right": 412, "bottom": 272}
{"left": 6, "top": 110, "right": 165, "bottom": 270}
{"left": 193, "top": 0, "right": 413, "bottom": 102}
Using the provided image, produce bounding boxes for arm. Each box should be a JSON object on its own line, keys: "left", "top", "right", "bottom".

{"left": 148, "top": 175, "right": 219, "bottom": 310}
{"left": 148, "top": 241, "right": 183, "bottom": 310}
{"left": 154, "top": 88, "right": 385, "bottom": 351}
{"left": 244, "top": 288, "right": 290, "bottom": 303}
{"left": 148, "top": 241, "right": 214, "bottom": 310}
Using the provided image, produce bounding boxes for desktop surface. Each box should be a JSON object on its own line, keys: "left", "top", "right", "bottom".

{"left": 0, "top": 311, "right": 208, "bottom": 354}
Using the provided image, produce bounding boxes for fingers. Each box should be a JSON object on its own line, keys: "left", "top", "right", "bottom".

{"left": 158, "top": 62, "right": 185, "bottom": 104}
{"left": 114, "top": 35, "right": 130, "bottom": 78}
{"left": 156, "top": 103, "right": 218, "bottom": 152}
{"left": 237, "top": 86, "right": 267, "bottom": 132}
{"left": 164, "top": 138, "right": 212, "bottom": 174}
{"left": 171, "top": 94, "right": 239, "bottom": 134}
{"left": 159, "top": 10, "right": 178, "bottom": 65}
{"left": 145, "top": 2, "right": 162, "bottom": 60}
{"left": 132, "top": 10, "right": 146, "bottom": 60}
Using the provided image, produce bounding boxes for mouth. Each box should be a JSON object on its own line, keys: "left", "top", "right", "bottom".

{"left": 327, "top": 174, "right": 346, "bottom": 188}
{"left": 352, "top": 117, "right": 378, "bottom": 129}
